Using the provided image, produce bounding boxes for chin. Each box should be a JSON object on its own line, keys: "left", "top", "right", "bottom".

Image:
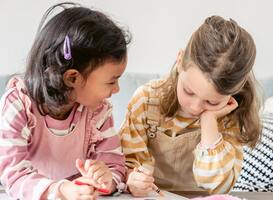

{"left": 85, "top": 102, "right": 98, "bottom": 110}
{"left": 182, "top": 109, "right": 200, "bottom": 118}
{"left": 184, "top": 112, "right": 199, "bottom": 118}
{"left": 88, "top": 101, "right": 105, "bottom": 110}
{"left": 189, "top": 114, "right": 200, "bottom": 118}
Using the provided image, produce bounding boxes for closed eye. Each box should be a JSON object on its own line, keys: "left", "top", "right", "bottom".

{"left": 183, "top": 87, "right": 194, "bottom": 95}
{"left": 107, "top": 82, "right": 116, "bottom": 85}
{"left": 107, "top": 80, "right": 118, "bottom": 85}
{"left": 206, "top": 101, "right": 220, "bottom": 106}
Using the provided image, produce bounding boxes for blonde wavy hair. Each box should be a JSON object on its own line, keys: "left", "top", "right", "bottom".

{"left": 157, "top": 16, "right": 262, "bottom": 147}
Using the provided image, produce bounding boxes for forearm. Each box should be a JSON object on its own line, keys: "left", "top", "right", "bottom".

{"left": 0, "top": 140, "right": 53, "bottom": 199}
{"left": 2, "top": 170, "right": 53, "bottom": 199}
{"left": 200, "top": 113, "right": 222, "bottom": 148}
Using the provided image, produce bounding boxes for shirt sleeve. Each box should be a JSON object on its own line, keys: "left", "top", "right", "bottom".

{"left": 0, "top": 89, "right": 53, "bottom": 200}
{"left": 90, "top": 112, "right": 127, "bottom": 187}
{"left": 119, "top": 86, "right": 155, "bottom": 172}
{"left": 193, "top": 116, "right": 244, "bottom": 194}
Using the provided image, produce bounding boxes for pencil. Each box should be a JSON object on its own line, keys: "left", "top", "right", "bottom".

{"left": 136, "top": 167, "right": 165, "bottom": 197}
{"left": 74, "top": 180, "right": 110, "bottom": 194}
{"left": 152, "top": 184, "right": 165, "bottom": 197}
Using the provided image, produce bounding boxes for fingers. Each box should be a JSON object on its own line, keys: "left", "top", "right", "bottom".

{"left": 97, "top": 171, "right": 112, "bottom": 185}
{"left": 128, "top": 178, "right": 153, "bottom": 197}
{"left": 60, "top": 180, "right": 97, "bottom": 200}
{"left": 74, "top": 176, "right": 101, "bottom": 189}
{"left": 78, "top": 195, "right": 97, "bottom": 200}
{"left": 76, "top": 159, "right": 112, "bottom": 189}
{"left": 76, "top": 159, "right": 86, "bottom": 176}
{"left": 91, "top": 168, "right": 106, "bottom": 181}
{"left": 87, "top": 161, "right": 112, "bottom": 183}
{"left": 127, "top": 170, "right": 154, "bottom": 190}
{"left": 129, "top": 179, "right": 154, "bottom": 190}
{"left": 137, "top": 166, "right": 153, "bottom": 176}
{"left": 84, "top": 159, "right": 96, "bottom": 173}
{"left": 77, "top": 185, "right": 95, "bottom": 194}
{"left": 86, "top": 161, "right": 105, "bottom": 177}
{"left": 130, "top": 186, "right": 153, "bottom": 197}
{"left": 131, "top": 169, "right": 154, "bottom": 183}
{"left": 127, "top": 168, "right": 155, "bottom": 197}
{"left": 133, "top": 172, "right": 154, "bottom": 182}
{"left": 76, "top": 159, "right": 104, "bottom": 178}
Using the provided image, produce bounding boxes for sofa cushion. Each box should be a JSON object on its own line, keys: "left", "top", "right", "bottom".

{"left": 0, "top": 75, "right": 9, "bottom": 97}
{"left": 111, "top": 72, "right": 160, "bottom": 128}
{"left": 260, "top": 77, "right": 273, "bottom": 99}
{"left": 233, "top": 113, "right": 273, "bottom": 192}
{"left": 0, "top": 73, "right": 272, "bottom": 128}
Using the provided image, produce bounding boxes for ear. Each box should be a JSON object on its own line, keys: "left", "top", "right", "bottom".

{"left": 63, "top": 69, "right": 83, "bottom": 88}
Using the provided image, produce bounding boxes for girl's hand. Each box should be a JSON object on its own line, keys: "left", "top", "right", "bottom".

{"left": 200, "top": 97, "right": 238, "bottom": 147}
{"left": 76, "top": 159, "right": 113, "bottom": 192}
{"left": 201, "top": 97, "right": 238, "bottom": 120}
{"left": 127, "top": 168, "right": 154, "bottom": 197}
{"left": 59, "top": 179, "right": 97, "bottom": 200}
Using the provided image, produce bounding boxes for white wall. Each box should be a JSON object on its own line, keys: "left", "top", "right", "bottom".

{"left": 1, "top": 0, "right": 273, "bottom": 78}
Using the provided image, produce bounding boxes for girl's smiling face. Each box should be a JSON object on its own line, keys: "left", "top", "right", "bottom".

{"left": 73, "top": 59, "right": 127, "bottom": 110}
{"left": 177, "top": 65, "right": 231, "bottom": 118}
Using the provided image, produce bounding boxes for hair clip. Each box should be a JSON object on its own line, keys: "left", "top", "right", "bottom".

{"left": 63, "top": 35, "right": 72, "bottom": 60}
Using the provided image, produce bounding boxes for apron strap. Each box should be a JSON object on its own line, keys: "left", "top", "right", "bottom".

{"left": 146, "top": 83, "right": 161, "bottom": 139}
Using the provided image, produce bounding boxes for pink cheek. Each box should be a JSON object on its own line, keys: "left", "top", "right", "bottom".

{"left": 179, "top": 96, "right": 191, "bottom": 108}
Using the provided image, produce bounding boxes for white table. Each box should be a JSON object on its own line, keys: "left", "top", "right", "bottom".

{"left": 0, "top": 185, "right": 188, "bottom": 200}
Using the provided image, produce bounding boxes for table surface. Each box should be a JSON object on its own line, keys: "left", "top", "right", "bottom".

{"left": 1, "top": 186, "right": 272, "bottom": 200}
{"left": 0, "top": 186, "right": 187, "bottom": 200}
{"left": 172, "top": 191, "right": 273, "bottom": 200}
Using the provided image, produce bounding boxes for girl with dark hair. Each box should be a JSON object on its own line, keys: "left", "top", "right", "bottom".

{"left": 120, "top": 16, "right": 261, "bottom": 196}
{"left": 0, "top": 2, "right": 130, "bottom": 199}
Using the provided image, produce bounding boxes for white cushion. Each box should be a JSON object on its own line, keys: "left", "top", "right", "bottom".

{"left": 264, "top": 96, "right": 273, "bottom": 114}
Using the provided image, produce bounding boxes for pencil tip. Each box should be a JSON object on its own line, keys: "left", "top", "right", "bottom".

{"left": 159, "top": 191, "right": 165, "bottom": 197}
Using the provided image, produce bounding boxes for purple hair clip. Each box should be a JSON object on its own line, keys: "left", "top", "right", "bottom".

{"left": 63, "top": 35, "right": 72, "bottom": 60}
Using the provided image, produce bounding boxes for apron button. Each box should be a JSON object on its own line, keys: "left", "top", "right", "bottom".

{"left": 148, "top": 132, "right": 156, "bottom": 138}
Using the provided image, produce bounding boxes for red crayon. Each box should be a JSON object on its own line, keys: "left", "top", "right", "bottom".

{"left": 74, "top": 180, "right": 110, "bottom": 194}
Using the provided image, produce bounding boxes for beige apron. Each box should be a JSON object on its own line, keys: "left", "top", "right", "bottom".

{"left": 145, "top": 83, "right": 205, "bottom": 191}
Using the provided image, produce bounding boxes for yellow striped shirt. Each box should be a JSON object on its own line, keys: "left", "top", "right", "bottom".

{"left": 119, "top": 79, "right": 243, "bottom": 193}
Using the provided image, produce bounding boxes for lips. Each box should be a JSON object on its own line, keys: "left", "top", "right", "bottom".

{"left": 185, "top": 109, "right": 201, "bottom": 118}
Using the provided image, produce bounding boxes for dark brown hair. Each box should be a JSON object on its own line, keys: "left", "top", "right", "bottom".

{"left": 24, "top": 2, "right": 131, "bottom": 114}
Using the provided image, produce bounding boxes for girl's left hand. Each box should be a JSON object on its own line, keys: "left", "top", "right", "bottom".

{"left": 202, "top": 97, "right": 238, "bottom": 120}
{"left": 76, "top": 159, "right": 113, "bottom": 192}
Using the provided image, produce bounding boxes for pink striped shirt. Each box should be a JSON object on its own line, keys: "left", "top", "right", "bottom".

{"left": 0, "top": 77, "right": 125, "bottom": 199}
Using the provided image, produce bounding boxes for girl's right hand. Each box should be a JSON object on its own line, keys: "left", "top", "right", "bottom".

{"left": 126, "top": 168, "right": 154, "bottom": 197}
{"left": 59, "top": 178, "right": 97, "bottom": 200}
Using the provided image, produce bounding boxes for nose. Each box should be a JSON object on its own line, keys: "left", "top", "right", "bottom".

{"left": 190, "top": 98, "right": 204, "bottom": 115}
{"left": 112, "top": 82, "right": 120, "bottom": 94}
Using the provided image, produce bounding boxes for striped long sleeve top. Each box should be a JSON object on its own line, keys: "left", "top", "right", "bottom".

{"left": 0, "top": 77, "right": 125, "bottom": 199}
{"left": 119, "top": 79, "right": 244, "bottom": 194}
